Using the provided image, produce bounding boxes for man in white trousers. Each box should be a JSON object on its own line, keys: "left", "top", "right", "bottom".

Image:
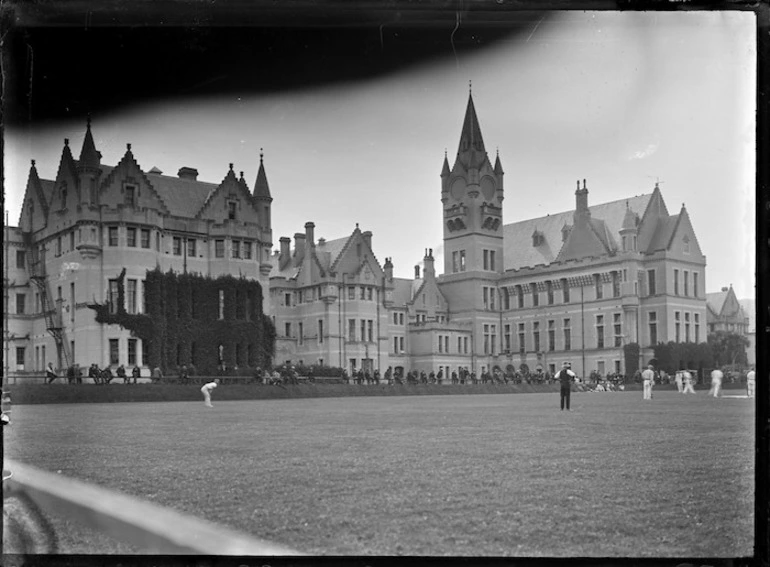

{"left": 747, "top": 366, "right": 756, "bottom": 398}
{"left": 709, "top": 368, "right": 724, "bottom": 398}
{"left": 674, "top": 371, "right": 684, "bottom": 393}
{"left": 201, "top": 379, "right": 220, "bottom": 407}
{"left": 682, "top": 369, "right": 696, "bottom": 394}
{"left": 641, "top": 364, "right": 655, "bottom": 400}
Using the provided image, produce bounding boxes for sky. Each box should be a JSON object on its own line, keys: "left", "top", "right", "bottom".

{"left": 3, "top": 11, "right": 756, "bottom": 299}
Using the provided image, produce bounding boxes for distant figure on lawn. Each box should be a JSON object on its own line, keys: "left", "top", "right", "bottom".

{"left": 45, "top": 363, "right": 57, "bottom": 384}
{"left": 151, "top": 366, "right": 163, "bottom": 384}
{"left": 746, "top": 366, "right": 755, "bottom": 398}
{"left": 201, "top": 379, "right": 220, "bottom": 408}
{"left": 117, "top": 365, "right": 127, "bottom": 384}
{"left": 674, "top": 370, "right": 684, "bottom": 393}
{"left": 709, "top": 368, "right": 724, "bottom": 398}
{"left": 682, "top": 370, "right": 696, "bottom": 394}
{"left": 641, "top": 364, "right": 655, "bottom": 400}
{"left": 132, "top": 365, "right": 141, "bottom": 384}
{"left": 556, "top": 362, "right": 576, "bottom": 411}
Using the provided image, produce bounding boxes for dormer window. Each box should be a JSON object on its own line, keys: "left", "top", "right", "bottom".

{"left": 228, "top": 200, "right": 237, "bottom": 220}
{"left": 682, "top": 234, "right": 690, "bottom": 255}
{"left": 561, "top": 224, "right": 571, "bottom": 242}
{"left": 60, "top": 185, "right": 68, "bottom": 209}
{"left": 532, "top": 230, "right": 544, "bottom": 247}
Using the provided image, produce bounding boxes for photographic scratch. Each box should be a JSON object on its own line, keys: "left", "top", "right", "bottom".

{"left": 380, "top": 23, "right": 385, "bottom": 52}
{"left": 526, "top": 16, "right": 545, "bottom": 43}
{"left": 450, "top": 10, "right": 461, "bottom": 69}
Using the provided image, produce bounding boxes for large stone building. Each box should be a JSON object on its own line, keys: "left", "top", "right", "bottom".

{"left": 267, "top": 91, "right": 709, "bottom": 379}
{"left": 4, "top": 120, "right": 274, "bottom": 376}
{"left": 4, "top": 92, "right": 710, "bottom": 380}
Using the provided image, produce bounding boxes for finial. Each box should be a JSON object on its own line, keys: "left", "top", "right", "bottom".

{"left": 31, "top": 159, "right": 36, "bottom": 166}
{"left": 356, "top": 222, "right": 359, "bottom": 229}
{"left": 576, "top": 180, "right": 580, "bottom": 190}
{"left": 626, "top": 200, "right": 629, "bottom": 208}
{"left": 496, "top": 147, "right": 499, "bottom": 157}
{"left": 86, "top": 114, "right": 92, "bottom": 128}
{"left": 655, "top": 181, "right": 659, "bottom": 189}
{"left": 229, "top": 163, "right": 234, "bottom": 170}
{"left": 240, "top": 171, "right": 244, "bottom": 179}
{"left": 64, "top": 138, "right": 69, "bottom": 146}
{"left": 444, "top": 148, "right": 447, "bottom": 158}
{"left": 583, "top": 179, "right": 586, "bottom": 190}
{"left": 469, "top": 80, "right": 472, "bottom": 93}
{"left": 126, "top": 143, "right": 132, "bottom": 151}
{"left": 260, "top": 148, "right": 264, "bottom": 162}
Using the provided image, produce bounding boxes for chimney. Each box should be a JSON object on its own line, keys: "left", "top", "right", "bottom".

{"left": 178, "top": 167, "right": 199, "bottom": 181}
{"left": 415, "top": 265, "right": 421, "bottom": 279}
{"left": 294, "top": 232, "right": 306, "bottom": 260}
{"left": 384, "top": 257, "right": 393, "bottom": 281}
{"left": 575, "top": 178, "right": 589, "bottom": 216}
{"left": 721, "top": 287, "right": 728, "bottom": 292}
{"left": 305, "top": 222, "right": 315, "bottom": 248}
{"left": 279, "top": 237, "right": 291, "bottom": 267}
{"left": 424, "top": 248, "right": 435, "bottom": 279}
{"left": 362, "top": 231, "right": 372, "bottom": 250}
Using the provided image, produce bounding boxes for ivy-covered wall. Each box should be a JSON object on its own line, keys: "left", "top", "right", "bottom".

{"left": 90, "top": 268, "right": 276, "bottom": 374}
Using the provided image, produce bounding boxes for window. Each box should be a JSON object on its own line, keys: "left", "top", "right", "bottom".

{"left": 284, "top": 293, "right": 291, "bottom": 307}
{"left": 648, "top": 312, "right": 658, "bottom": 346}
{"left": 517, "top": 285, "right": 524, "bottom": 309}
{"left": 683, "top": 271, "right": 689, "bottom": 297}
{"left": 483, "top": 250, "right": 489, "bottom": 271}
{"left": 348, "top": 319, "right": 356, "bottom": 341}
{"left": 675, "top": 311, "right": 681, "bottom": 342}
{"left": 533, "top": 322, "right": 540, "bottom": 352}
{"left": 518, "top": 323, "right": 526, "bottom": 353}
{"left": 70, "top": 231, "right": 75, "bottom": 251}
{"left": 684, "top": 312, "right": 691, "bottom": 342}
{"left": 16, "top": 346, "right": 25, "bottom": 370}
{"left": 452, "top": 251, "right": 459, "bottom": 273}
{"left": 109, "top": 279, "right": 120, "bottom": 314}
{"left": 125, "top": 185, "right": 136, "bottom": 207}
{"left": 367, "top": 287, "right": 373, "bottom": 301}
{"left": 215, "top": 240, "right": 225, "bottom": 258}
{"left": 16, "top": 293, "right": 25, "bottom": 315}
{"left": 187, "top": 239, "right": 197, "bottom": 257}
{"left": 348, "top": 286, "right": 355, "bottom": 301}
{"left": 483, "top": 324, "right": 490, "bottom": 354}
{"left": 135, "top": 228, "right": 148, "bottom": 249}
{"left": 439, "top": 335, "right": 444, "bottom": 353}
{"left": 463, "top": 336, "right": 469, "bottom": 354}
{"left": 548, "top": 320, "right": 555, "bottom": 351}
{"left": 173, "top": 237, "right": 182, "bottom": 256}
{"left": 156, "top": 232, "right": 161, "bottom": 251}
{"left": 490, "top": 325, "right": 497, "bottom": 355}
{"left": 127, "top": 279, "right": 137, "bottom": 314}
{"left": 648, "top": 269, "right": 656, "bottom": 296}
{"left": 674, "top": 269, "right": 679, "bottom": 295}
{"left": 394, "top": 337, "right": 399, "bottom": 354}
{"left": 367, "top": 320, "right": 374, "bottom": 342}
{"left": 614, "top": 313, "right": 622, "bottom": 347}
{"left": 285, "top": 322, "right": 292, "bottom": 338}
{"left": 399, "top": 313, "right": 404, "bottom": 325}
{"left": 55, "top": 236, "right": 62, "bottom": 257}
{"left": 318, "top": 320, "right": 324, "bottom": 343}
{"left": 683, "top": 235, "right": 690, "bottom": 254}
{"left": 503, "top": 288, "right": 510, "bottom": 310}
{"left": 128, "top": 339, "right": 138, "bottom": 366}
{"left": 483, "top": 249, "right": 496, "bottom": 271}
{"left": 109, "top": 226, "right": 118, "bottom": 247}
{"left": 694, "top": 313, "right": 700, "bottom": 343}
{"left": 483, "top": 287, "right": 489, "bottom": 310}
{"left": 546, "top": 281, "right": 554, "bottom": 305}
{"left": 693, "top": 273, "right": 699, "bottom": 298}
{"left": 564, "top": 319, "right": 571, "bottom": 351}
{"left": 504, "top": 325, "right": 511, "bottom": 352}
{"left": 228, "top": 201, "right": 237, "bottom": 220}
{"left": 596, "top": 315, "right": 605, "bottom": 349}
{"left": 16, "top": 250, "right": 25, "bottom": 269}
{"left": 393, "top": 312, "right": 398, "bottom": 325}
{"left": 594, "top": 274, "right": 603, "bottom": 299}
{"left": 243, "top": 242, "right": 252, "bottom": 259}
{"left": 360, "top": 320, "right": 366, "bottom": 343}
{"left": 231, "top": 240, "right": 240, "bottom": 259}
{"left": 360, "top": 286, "right": 366, "bottom": 300}
{"left": 298, "top": 322, "right": 304, "bottom": 345}
{"left": 562, "top": 278, "right": 570, "bottom": 303}
{"left": 531, "top": 283, "right": 539, "bottom": 307}
{"left": 61, "top": 186, "right": 68, "bottom": 208}
{"left": 109, "top": 339, "right": 120, "bottom": 365}
{"left": 459, "top": 250, "right": 466, "bottom": 272}
{"left": 70, "top": 282, "right": 75, "bottom": 322}
{"left": 612, "top": 272, "right": 620, "bottom": 298}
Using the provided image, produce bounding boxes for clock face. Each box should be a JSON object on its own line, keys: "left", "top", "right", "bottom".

{"left": 450, "top": 178, "right": 465, "bottom": 201}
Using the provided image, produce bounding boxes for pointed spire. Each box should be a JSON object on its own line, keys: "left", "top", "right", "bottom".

{"left": 456, "top": 90, "right": 487, "bottom": 170}
{"left": 78, "top": 116, "right": 101, "bottom": 169}
{"left": 253, "top": 148, "right": 271, "bottom": 200}
{"left": 441, "top": 149, "right": 451, "bottom": 178}
{"left": 494, "top": 148, "right": 504, "bottom": 175}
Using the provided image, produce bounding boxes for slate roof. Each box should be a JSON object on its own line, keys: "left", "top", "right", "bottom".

{"left": 392, "top": 277, "right": 415, "bottom": 307}
{"left": 706, "top": 290, "right": 729, "bottom": 317}
{"left": 503, "top": 193, "right": 652, "bottom": 271}
{"left": 646, "top": 215, "right": 679, "bottom": 253}
{"left": 315, "top": 236, "right": 348, "bottom": 272}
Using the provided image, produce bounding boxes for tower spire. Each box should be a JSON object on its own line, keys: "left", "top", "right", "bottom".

{"left": 456, "top": 89, "right": 487, "bottom": 170}
{"left": 253, "top": 148, "right": 271, "bottom": 200}
{"left": 78, "top": 116, "right": 101, "bottom": 169}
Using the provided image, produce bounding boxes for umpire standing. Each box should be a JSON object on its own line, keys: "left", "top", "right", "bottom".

{"left": 557, "top": 362, "right": 576, "bottom": 411}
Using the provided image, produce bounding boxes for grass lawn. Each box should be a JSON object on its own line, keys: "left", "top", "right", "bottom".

{"left": 3, "top": 390, "right": 755, "bottom": 557}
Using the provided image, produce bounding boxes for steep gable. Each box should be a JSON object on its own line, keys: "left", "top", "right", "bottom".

{"left": 636, "top": 184, "right": 670, "bottom": 253}
{"left": 665, "top": 206, "right": 705, "bottom": 261}
{"left": 329, "top": 227, "right": 382, "bottom": 276}
{"left": 99, "top": 146, "right": 171, "bottom": 215}
{"left": 17, "top": 162, "right": 52, "bottom": 233}
{"left": 195, "top": 166, "right": 260, "bottom": 223}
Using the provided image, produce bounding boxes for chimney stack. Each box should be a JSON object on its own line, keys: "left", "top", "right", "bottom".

{"left": 575, "top": 178, "right": 589, "bottom": 216}
{"left": 178, "top": 167, "right": 199, "bottom": 181}
{"left": 362, "top": 231, "right": 372, "bottom": 250}
{"left": 415, "top": 265, "right": 421, "bottom": 279}
{"left": 279, "top": 237, "right": 291, "bottom": 265}
{"left": 305, "top": 222, "right": 315, "bottom": 248}
{"left": 294, "top": 233, "right": 306, "bottom": 260}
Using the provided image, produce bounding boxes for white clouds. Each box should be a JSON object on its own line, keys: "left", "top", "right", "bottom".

{"left": 630, "top": 142, "right": 659, "bottom": 160}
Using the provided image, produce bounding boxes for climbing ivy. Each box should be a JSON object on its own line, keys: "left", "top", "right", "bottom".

{"left": 89, "top": 268, "right": 275, "bottom": 374}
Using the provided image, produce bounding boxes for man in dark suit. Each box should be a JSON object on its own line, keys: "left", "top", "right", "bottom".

{"left": 557, "top": 362, "right": 577, "bottom": 411}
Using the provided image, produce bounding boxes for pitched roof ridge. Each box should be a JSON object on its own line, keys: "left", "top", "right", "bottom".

{"left": 101, "top": 145, "right": 171, "bottom": 215}
{"left": 329, "top": 228, "right": 359, "bottom": 273}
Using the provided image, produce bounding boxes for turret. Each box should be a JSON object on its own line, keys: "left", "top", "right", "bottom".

{"left": 253, "top": 149, "right": 272, "bottom": 232}
{"left": 77, "top": 118, "right": 102, "bottom": 206}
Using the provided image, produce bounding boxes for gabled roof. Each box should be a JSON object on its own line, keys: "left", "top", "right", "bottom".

{"left": 148, "top": 173, "right": 218, "bottom": 218}
{"left": 454, "top": 91, "right": 490, "bottom": 171}
{"left": 706, "top": 290, "right": 729, "bottom": 316}
{"left": 391, "top": 277, "right": 415, "bottom": 307}
{"left": 503, "top": 193, "right": 651, "bottom": 270}
{"left": 646, "top": 215, "right": 679, "bottom": 253}
{"left": 315, "top": 236, "right": 348, "bottom": 273}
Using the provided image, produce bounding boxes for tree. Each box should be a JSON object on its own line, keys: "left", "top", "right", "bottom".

{"left": 624, "top": 342, "right": 640, "bottom": 376}
{"left": 707, "top": 331, "right": 749, "bottom": 367}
